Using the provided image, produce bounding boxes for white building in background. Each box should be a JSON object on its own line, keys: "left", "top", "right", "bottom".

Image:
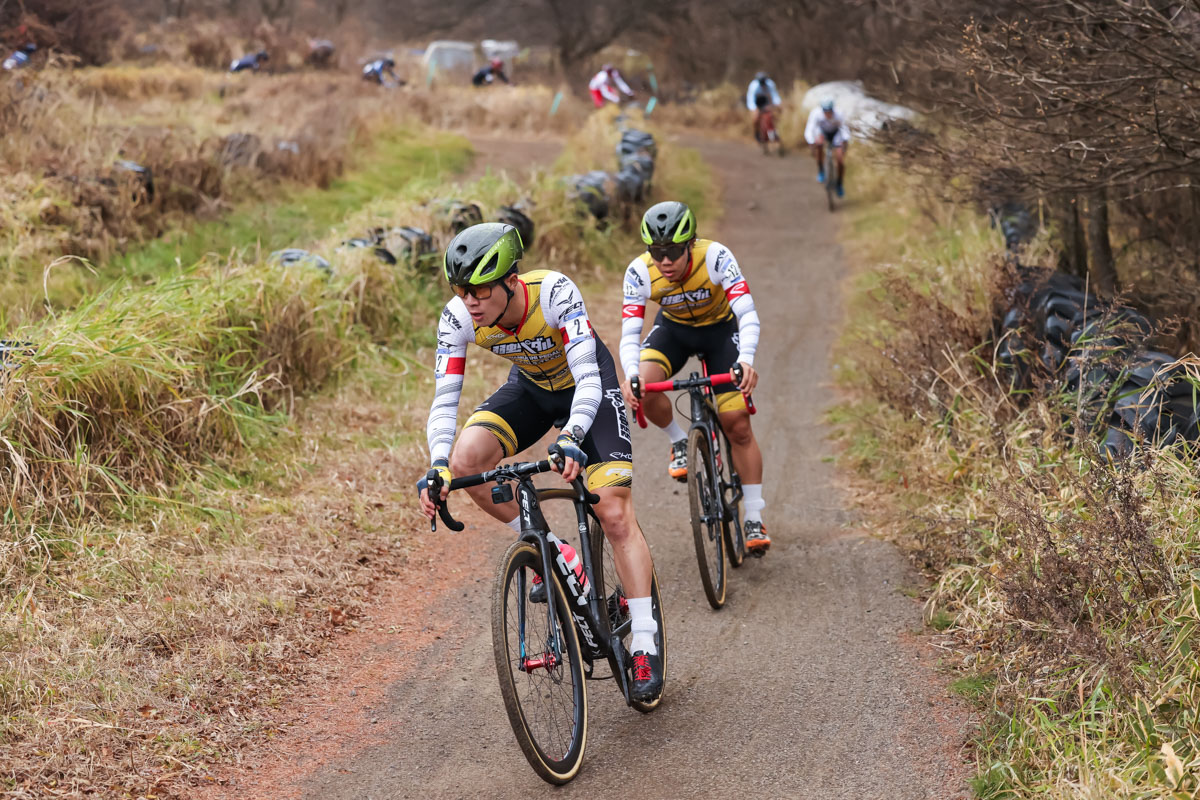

{"left": 801, "top": 81, "right": 916, "bottom": 135}
{"left": 481, "top": 40, "right": 519, "bottom": 67}
{"left": 422, "top": 41, "right": 476, "bottom": 77}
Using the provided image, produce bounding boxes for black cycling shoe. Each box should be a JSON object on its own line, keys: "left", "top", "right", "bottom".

{"left": 629, "top": 650, "right": 664, "bottom": 704}
{"left": 529, "top": 573, "right": 546, "bottom": 604}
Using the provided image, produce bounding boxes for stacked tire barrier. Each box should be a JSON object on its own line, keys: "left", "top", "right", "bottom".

{"left": 566, "top": 126, "right": 658, "bottom": 222}
{"left": 995, "top": 267, "right": 1199, "bottom": 458}
{"left": 272, "top": 198, "right": 534, "bottom": 278}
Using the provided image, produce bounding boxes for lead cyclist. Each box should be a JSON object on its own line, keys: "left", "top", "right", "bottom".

{"left": 416, "top": 223, "right": 664, "bottom": 703}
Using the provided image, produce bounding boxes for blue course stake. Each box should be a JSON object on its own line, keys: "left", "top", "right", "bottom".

{"left": 644, "top": 96, "right": 657, "bottom": 116}
{"left": 550, "top": 90, "right": 563, "bottom": 116}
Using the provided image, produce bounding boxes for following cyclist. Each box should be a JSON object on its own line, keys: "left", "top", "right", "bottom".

{"left": 746, "top": 71, "right": 782, "bottom": 142}
{"left": 619, "top": 202, "right": 771, "bottom": 556}
{"left": 472, "top": 58, "right": 510, "bottom": 87}
{"left": 805, "top": 98, "right": 852, "bottom": 197}
{"left": 417, "top": 223, "right": 664, "bottom": 703}
{"left": 229, "top": 50, "right": 268, "bottom": 73}
{"left": 362, "top": 55, "right": 404, "bottom": 86}
{"left": 588, "top": 63, "right": 635, "bottom": 108}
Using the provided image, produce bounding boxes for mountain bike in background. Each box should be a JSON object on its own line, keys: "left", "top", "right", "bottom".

{"left": 754, "top": 108, "right": 786, "bottom": 157}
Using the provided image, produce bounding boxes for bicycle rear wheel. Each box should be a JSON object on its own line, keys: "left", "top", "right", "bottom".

{"left": 687, "top": 427, "right": 726, "bottom": 609}
{"left": 492, "top": 539, "right": 587, "bottom": 785}
{"left": 588, "top": 521, "right": 668, "bottom": 713}
{"left": 717, "top": 431, "right": 746, "bottom": 569}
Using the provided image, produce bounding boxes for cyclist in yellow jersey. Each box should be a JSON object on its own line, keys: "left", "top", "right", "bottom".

{"left": 620, "top": 201, "right": 771, "bottom": 555}
{"left": 418, "top": 223, "right": 663, "bottom": 702}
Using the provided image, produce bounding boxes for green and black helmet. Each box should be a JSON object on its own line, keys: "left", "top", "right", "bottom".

{"left": 443, "top": 222, "right": 524, "bottom": 286}
{"left": 640, "top": 201, "right": 696, "bottom": 246}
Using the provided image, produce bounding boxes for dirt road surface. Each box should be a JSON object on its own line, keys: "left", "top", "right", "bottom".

{"left": 201, "top": 136, "right": 968, "bottom": 799}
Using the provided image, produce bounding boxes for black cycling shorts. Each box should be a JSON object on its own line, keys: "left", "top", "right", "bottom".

{"left": 639, "top": 309, "right": 747, "bottom": 413}
{"left": 464, "top": 337, "right": 634, "bottom": 490}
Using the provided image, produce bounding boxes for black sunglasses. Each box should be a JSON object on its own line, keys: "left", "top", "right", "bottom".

{"left": 648, "top": 242, "right": 689, "bottom": 262}
{"left": 451, "top": 282, "right": 498, "bottom": 300}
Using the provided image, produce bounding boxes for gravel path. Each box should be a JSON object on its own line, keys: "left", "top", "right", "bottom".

{"left": 199, "top": 133, "right": 969, "bottom": 800}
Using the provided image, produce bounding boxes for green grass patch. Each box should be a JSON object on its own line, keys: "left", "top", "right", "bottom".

{"left": 950, "top": 673, "right": 995, "bottom": 701}
{"left": 107, "top": 129, "right": 472, "bottom": 283}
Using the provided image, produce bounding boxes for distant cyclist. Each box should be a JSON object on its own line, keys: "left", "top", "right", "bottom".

{"left": 2, "top": 42, "right": 36, "bottom": 71}
{"left": 746, "top": 71, "right": 782, "bottom": 125}
{"left": 418, "top": 223, "right": 665, "bottom": 703}
{"left": 362, "top": 56, "right": 404, "bottom": 86}
{"left": 229, "top": 50, "right": 268, "bottom": 73}
{"left": 306, "top": 39, "right": 335, "bottom": 68}
{"left": 589, "top": 63, "right": 635, "bottom": 108}
{"left": 472, "top": 58, "right": 510, "bottom": 87}
{"left": 620, "top": 201, "right": 772, "bottom": 556}
{"left": 805, "top": 98, "right": 852, "bottom": 197}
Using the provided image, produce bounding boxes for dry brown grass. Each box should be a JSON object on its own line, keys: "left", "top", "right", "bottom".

{"left": 0, "top": 63, "right": 595, "bottom": 321}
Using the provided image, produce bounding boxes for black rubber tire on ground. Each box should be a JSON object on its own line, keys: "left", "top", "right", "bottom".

{"left": 688, "top": 427, "right": 726, "bottom": 609}
{"left": 825, "top": 148, "right": 837, "bottom": 212}
{"left": 492, "top": 539, "right": 588, "bottom": 785}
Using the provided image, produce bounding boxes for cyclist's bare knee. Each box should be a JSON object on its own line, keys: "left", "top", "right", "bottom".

{"left": 637, "top": 362, "right": 669, "bottom": 383}
{"left": 593, "top": 488, "right": 638, "bottom": 543}
{"left": 449, "top": 427, "right": 504, "bottom": 476}
{"left": 720, "top": 410, "right": 754, "bottom": 447}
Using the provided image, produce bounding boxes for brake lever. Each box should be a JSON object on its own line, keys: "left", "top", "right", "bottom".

{"left": 630, "top": 375, "right": 648, "bottom": 429}
{"left": 427, "top": 469, "right": 465, "bottom": 533}
{"left": 730, "top": 363, "right": 757, "bottom": 414}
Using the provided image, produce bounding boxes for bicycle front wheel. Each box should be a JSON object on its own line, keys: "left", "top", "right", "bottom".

{"left": 825, "top": 150, "right": 837, "bottom": 212}
{"left": 687, "top": 427, "right": 726, "bottom": 609}
{"left": 492, "top": 540, "right": 588, "bottom": 785}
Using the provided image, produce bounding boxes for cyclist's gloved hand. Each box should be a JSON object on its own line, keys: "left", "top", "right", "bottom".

{"left": 417, "top": 458, "right": 452, "bottom": 520}
{"left": 549, "top": 428, "right": 587, "bottom": 483}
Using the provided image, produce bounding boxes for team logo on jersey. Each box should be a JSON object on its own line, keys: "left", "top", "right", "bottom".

{"left": 661, "top": 288, "right": 712, "bottom": 306}
{"left": 491, "top": 336, "right": 556, "bottom": 356}
{"left": 441, "top": 307, "right": 462, "bottom": 331}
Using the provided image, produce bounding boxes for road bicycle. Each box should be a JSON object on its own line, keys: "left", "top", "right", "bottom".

{"left": 817, "top": 130, "right": 843, "bottom": 211}
{"left": 425, "top": 454, "right": 666, "bottom": 785}
{"left": 631, "top": 363, "right": 755, "bottom": 610}
{"left": 754, "top": 107, "right": 786, "bottom": 157}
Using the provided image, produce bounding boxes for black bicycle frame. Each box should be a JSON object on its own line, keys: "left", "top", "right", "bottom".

{"left": 684, "top": 369, "right": 745, "bottom": 528}
{"left": 436, "top": 461, "right": 634, "bottom": 702}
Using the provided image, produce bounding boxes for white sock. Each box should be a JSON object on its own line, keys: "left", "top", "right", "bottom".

{"left": 628, "top": 596, "right": 658, "bottom": 655}
{"left": 661, "top": 420, "right": 686, "bottom": 445}
{"left": 743, "top": 484, "right": 765, "bottom": 523}
{"left": 505, "top": 516, "right": 522, "bottom": 533}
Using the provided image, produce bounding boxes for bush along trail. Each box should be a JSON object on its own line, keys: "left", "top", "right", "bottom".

{"left": 0, "top": 108, "right": 711, "bottom": 798}
{"left": 833, "top": 148, "right": 1200, "bottom": 796}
